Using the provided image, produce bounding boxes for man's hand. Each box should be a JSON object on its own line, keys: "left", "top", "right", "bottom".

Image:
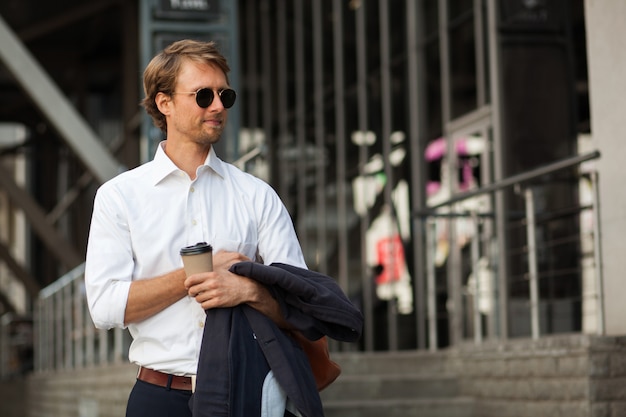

{"left": 184, "top": 250, "right": 288, "bottom": 327}
{"left": 184, "top": 250, "right": 253, "bottom": 309}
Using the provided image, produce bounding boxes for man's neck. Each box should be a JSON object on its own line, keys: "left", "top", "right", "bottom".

{"left": 164, "top": 140, "right": 210, "bottom": 180}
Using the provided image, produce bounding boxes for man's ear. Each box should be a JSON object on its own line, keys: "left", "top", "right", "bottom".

{"left": 155, "top": 92, "right": 171, "bottom": 116}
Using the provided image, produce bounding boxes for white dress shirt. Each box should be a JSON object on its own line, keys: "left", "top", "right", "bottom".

{"left": 85, "top": 141, "right": 306, "bottom": 376}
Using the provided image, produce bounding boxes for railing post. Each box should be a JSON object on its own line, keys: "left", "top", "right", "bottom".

{"left": 99, "top": 328, "right": 108, "bottom": 365}
{"left": 114, "top": 327, "right": 124, "bottom": 364}
{"left": 524, "top": 187, "right": 540, "bottom": 339}
{"left": 0, "top": 315, "right": 7, "bottom": 377}
{"left": 73, "top": 278, "right": 84, "bottom": 368}
{"left": 63, "top": 283, "right": 73, "bottom": 369}
{"left": 42, "top": 297, "right": 52, "bottom": 371}
{"left": 54, "top": 290, "right": 63, "bottom": 369}
{"left": 34, "top": 301, "right": 40, "bottom": 371}
{"left": 590, "top": 170, "right": 605, "bottom": 335}
{"left": 85, "top": 309, "right": 95, "bottom": 367}
{"left": 471, "top": 212, "right": 483, "bottom": 344}
{"left": 426, "top": 218, "right": 438, "bottom": 351}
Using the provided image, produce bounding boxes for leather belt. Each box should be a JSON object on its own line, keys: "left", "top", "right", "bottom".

{"left": 137, "top": 366, "right": 193, "bottom": 391}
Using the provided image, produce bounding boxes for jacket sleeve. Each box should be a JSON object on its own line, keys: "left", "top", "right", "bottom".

{"left": 229, "top": 262, "right": 363, "bottom": 342}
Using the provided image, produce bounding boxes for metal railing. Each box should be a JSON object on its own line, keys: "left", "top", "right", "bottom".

{"left": 34, "top": 263, "right": 129, "bottom": 372}
{"left": 419, "top": 150, "right": 602, "bottom": 349}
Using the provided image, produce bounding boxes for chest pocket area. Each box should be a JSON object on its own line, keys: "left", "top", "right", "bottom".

{"left": 213, "top": 239, "right": 258, "bottom": 261}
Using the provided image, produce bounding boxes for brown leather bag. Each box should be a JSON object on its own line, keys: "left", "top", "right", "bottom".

{"left": 290, "top": 331, "right": 341, "bottom": 391}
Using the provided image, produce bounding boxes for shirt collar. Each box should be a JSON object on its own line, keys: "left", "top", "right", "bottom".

{"left": 149, "top": 141, "right": 227, "bottom": 185}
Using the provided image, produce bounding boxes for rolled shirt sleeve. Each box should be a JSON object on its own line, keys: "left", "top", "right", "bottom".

{"left": 85, "top": 184, "right": 133, "bottom": 329}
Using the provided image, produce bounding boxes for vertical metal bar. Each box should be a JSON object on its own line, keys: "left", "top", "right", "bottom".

{"left": 447, "top": 217, "right": 463, "bottom": 346}
{"left": 471, "top": 213, "right": 482, "bottom": 343}
{"left": 99, "top": 328, "right": 108, "bottom": 365}
{"left": 55, "top": 291, "right": 63, "bottom": 369}
{"left": 139, "top": 0, "right": 154, "bottom": 162}
{"left": 260, "top": 0, "right": 275, "bottom": 181}
{"left": 0, "top": 316, "right": 6, "bottom": 377}
{"left": 312, "top": 0, "right": 327, "bottom": 273}
{"left": 64, "top": 284, "right": 73, "bottom": 369}
{"left": 439, "top": 0, "right": 452, "bottom": 126}
{"left": 406, "top": 0, "right": 427, "bottom": 350}
{"left": 590, "top": 170, "right": 605, "bottom": 335}
{"left": 333, "top": 0, "right": 349, "bottom": 295}
{"left": 356, "top": 1, "right": 374, "bottom": 352}
{"left": 39, "top": 296, "right": 55, "bottom": 370}
{"left": 426, "top": 219, "right": 438, "bottom": 351}
{"left": 276, "top": 1, "right": 291, "bottom": 207}
{"left": 245, "top": 0, "right": 259, "bottom": 150}
{"left": 294, "top": 0, "right": 308, "bottom": 257}
{"left": 40, "top": 298, "right": 46, "bottom": 370}
{"left": 486, "top": 0, "right": 509, "bottom": 339}
{"left": 474, "top": 0, "right": 486, "bottom": 106}
{"left": 378, "top": 0, "right": 398, "bottom": 351}
{"left": 524, "top": 187, "right": 540, "bottom": 339}
{"left": 85, "top": 306, "right": 95, "bottom": 367}
{"left": 73, "top": 278, "right": 83, "bottom": 368}
{"left": 225, "top": 0, "right": 241, "bottom": 161}
{"left": 114, "top": 327, "right": 124, "bottom": 364}
{"left": 34, "top": 300, "right": 41, "bottom": 371}
{"left": 481, "top": 126, "right": 497, "bottom": 340}
{"left": 440, "top": 0, "right": 463, "bottom": 347}
{"left": 47, "top": 297, "right": 54, "bottom": 370}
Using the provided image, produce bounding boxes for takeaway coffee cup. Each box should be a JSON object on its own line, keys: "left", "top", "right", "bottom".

{"left": 180, "top": 242, "right": 213, "bottom": 276}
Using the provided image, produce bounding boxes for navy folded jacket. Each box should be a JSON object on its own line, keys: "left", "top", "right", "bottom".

{"left": 190, "top": 262, "right": 364, "bottom": 417}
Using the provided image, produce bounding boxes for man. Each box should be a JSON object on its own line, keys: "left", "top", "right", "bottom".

{"left": 85, "top": 39, "right": 307, "bottom": 417}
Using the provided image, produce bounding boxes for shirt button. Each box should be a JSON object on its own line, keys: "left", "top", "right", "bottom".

{"left": 192, "top": 219, "right": 197, "bottom": 226}
{"left": 199, "top": 321, "right": 204, "bottom": 328}
{"left": 190, "top": 187, "right": 195, "bottom": 193}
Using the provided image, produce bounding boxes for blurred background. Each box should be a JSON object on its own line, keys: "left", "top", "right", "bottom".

{"left": 1, "top": 1, "right": 625, "bottom": 416}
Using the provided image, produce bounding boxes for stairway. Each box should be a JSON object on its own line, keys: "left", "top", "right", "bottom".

{"left": 320, "top": 351, "right": 474, "bottom": 417}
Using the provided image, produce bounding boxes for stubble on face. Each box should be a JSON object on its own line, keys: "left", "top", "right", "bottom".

{"left": 169, "top": 60, "right": 230, "bottom": 148}
{"left": 194, "top": 114, "right": 225, "bottom": 146}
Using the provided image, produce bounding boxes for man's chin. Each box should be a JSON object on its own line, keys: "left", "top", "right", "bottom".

{"left": 196, "top": 133, "right": 222, "bottom": 146}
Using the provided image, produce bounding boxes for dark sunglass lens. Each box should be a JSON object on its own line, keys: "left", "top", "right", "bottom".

{"left": 195, "top": 88, "right": 214, "bottom": 108}
{"left": 220, "top": 89, "right": 236, "bottom": 109}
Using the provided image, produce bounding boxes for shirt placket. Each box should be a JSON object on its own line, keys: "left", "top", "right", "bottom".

{"left": 187, "top": 178, "right": 206, "bottom": 245}
{"left": 187, "top": 175, "right": 209, "bottom": 364}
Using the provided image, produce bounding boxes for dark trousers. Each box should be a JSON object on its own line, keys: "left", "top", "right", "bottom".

{"left": 126, "top": 378, "right": 298, "bottom": 417}
{"left": 126, "top": 379, "right": 193, "bottom": 417}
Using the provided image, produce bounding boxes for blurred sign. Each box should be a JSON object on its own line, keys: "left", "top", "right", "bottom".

{"left": 155, "top": 0, "right": 220, "bottom": 20}
{"left": 500, "top": 0, "right": 563, "bottom": 32}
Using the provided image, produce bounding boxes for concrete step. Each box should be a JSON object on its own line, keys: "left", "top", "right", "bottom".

{"left": 330, "top": 350, "right": 450, "bottom": 376}
{"left": 323, "top": 397, "right": 475, "bottom": 417}
{"left": 321, "top": 373, "right": 461, "bottom": 402}
{"left": 320, "top": 350, "right": 475, "bottom": 417}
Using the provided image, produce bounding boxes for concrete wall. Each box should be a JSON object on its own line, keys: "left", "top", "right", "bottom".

{"left": 453, "top": 335, "right": 626, "bottom": 417}
{"left": 584, "top": 1, "right": 626, "bottom": 335}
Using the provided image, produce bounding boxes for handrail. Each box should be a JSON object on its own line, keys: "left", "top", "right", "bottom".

{"left": 34, "top": 265, "right": 129, "bottom": 372}
{"left": 415, "top": 150, "right": 601, "bottom": 214}
{"left": 418, "top": 149, "right": 603, "bottom": 348}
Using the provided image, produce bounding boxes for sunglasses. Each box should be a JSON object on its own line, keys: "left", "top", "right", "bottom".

{"left": 173, "top": 88, "right": 237, "bottom": 109}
